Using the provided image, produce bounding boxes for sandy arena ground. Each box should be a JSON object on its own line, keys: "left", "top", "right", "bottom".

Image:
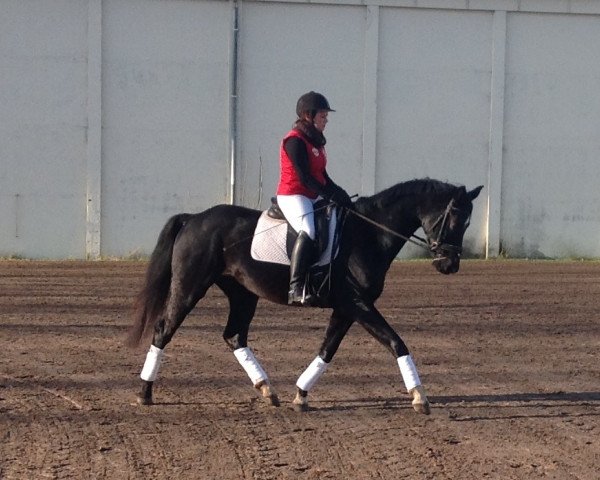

{"left": 0, "top": 260, "right": 598, "bottom": 479}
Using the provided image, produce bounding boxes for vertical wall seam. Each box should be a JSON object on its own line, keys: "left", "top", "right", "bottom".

{"left": 486, "top": 10, "right": 506, "bottom": 258}
{"left": 228, "top": 0, "right": 240, "bottom": 205}
{"left": 86, "top": 0, "right": 102, "bottom": 259}
{"left": 361, "top": 4, "right": 379, "bottom": 196}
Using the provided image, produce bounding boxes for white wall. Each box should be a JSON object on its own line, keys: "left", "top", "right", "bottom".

{"left": 502, "top": 12, "right": 600, "bottom": 258}
{"left": 101, "top": 0, "right": 231, "bottom": 256}
{"left": 2, "top": 0, "right": 600, "bottom": 259}
{"left": 377, "top": 8, "right": 493, "bottom": 257}
{"left": 0, "top": 0, "right": 88, "bottom": 258}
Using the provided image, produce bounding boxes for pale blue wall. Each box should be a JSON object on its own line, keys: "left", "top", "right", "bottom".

{"left": 2, "top": 0, "right": 600, "bottom": 258}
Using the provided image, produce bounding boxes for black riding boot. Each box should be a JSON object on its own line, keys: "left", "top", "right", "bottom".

{"left": 288, "top": 231, "right": 315, "bottom": 305}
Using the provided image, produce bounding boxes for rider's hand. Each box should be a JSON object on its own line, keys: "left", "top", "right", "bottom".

{"left": 331, "top": 187, "right": 353, "bottom": 208}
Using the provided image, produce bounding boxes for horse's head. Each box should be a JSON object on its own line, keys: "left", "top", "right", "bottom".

{"left": 421, "top": 185, "right": 483, "bottom": 274}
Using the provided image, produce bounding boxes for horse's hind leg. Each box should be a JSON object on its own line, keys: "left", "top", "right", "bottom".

{"left": 138, "top": 257, "right": 218, "bottom": 405}
{"left": 137, "top": 298, "right": 202, "bottom": 405}
{"left": 217, "top": 277, "right": 279, "bottom": 407}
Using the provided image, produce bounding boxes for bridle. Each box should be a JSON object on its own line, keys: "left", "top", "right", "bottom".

{"left": 346, "top": 197, "right": 469, "bottom": 258}
{"left": 425, "top": 198, "right": 469, "bottom": 257}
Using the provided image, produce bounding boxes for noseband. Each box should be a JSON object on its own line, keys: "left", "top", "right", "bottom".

{"left": 426, "top": 199, "right": 468, "bottom": 257}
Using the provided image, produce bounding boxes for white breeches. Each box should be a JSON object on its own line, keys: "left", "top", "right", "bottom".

{"left": 276, "top": 194, "right": 318, "bottom": 240}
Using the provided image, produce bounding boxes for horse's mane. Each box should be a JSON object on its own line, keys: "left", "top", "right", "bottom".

{"left": 357, "top": 178, "right": 458, "bottom": 211}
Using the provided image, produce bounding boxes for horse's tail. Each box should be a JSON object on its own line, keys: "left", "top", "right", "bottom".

{"left": 126, "top": 213, "right": 192, "bottom": 348}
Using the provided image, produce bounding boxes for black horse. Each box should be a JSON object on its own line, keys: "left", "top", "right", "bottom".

{"left": 127, "top": 178, "right": 483, "bottom": 414}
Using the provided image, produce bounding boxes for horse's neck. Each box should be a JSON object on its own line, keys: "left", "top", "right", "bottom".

{"left": 341, "top": 204, "right": 419, "bottom": 301}
{"left": 368, "top": 198, "right": 419, "bottom": 234}
{"left": 352, "top": 201, "right": 421, "bottom": 262}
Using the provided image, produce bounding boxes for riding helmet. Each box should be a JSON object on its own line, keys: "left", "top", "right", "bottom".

{"left": 296, "top": 91, "right": 335, "bottom": 118}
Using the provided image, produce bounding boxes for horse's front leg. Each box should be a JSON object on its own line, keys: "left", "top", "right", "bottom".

{"left": 293, "top": 310, "right": 353, "bottom": 411}
{"left": 354, "top": 301, "right": 430, "bottom": 415}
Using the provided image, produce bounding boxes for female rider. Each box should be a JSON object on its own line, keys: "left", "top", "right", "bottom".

{"left": 276, "top": 91, "right": 352, "bottom": 305}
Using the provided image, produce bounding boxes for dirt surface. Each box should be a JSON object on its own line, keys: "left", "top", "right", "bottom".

{"left": 0, "top": 260, "right": 599, "bottom": 479}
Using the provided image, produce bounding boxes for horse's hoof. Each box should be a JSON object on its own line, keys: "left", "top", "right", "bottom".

{"left": 256, "top": 383, "right": 280, "bottom": 407}
{"left": 263, "top": 393, "right": 280, "bottom": 407}
{"left": 292, "top": 396, "right": 309, "bottom": 412}
{"left": 293, "top": 401, "right": 309, "bottom": 412}
{"left": 136, "top": 396, "right": 153, "bottom": 406}
{"left": 410, "top": 385, "right": 431, "bottom": 415}
{"left": 412, "top": 401, "right": 431, "bottom": 415}
{"left": 292, "top": 389, "right": 309, "bottom": 412}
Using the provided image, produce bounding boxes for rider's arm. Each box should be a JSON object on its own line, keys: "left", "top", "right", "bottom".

{"left": 283, "top": 137, "right": 331, "bottom": 198}
{"left": 323, "top": 171, "right": 353, "bottom": 207}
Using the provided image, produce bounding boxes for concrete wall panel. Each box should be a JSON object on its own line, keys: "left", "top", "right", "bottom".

{"left": 101, "top": 0, "right": 231, "bottom": 256}
{"left": 378, "top": 8, "right": 493, "bottom": 256}
{"left": 503, "top": 12, "right": 600, "bottom": 258}
{"left": 0, "top": 0, "right": 88, "bottom": 258}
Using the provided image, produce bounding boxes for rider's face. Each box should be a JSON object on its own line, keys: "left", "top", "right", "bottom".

{"left": 312, "top": 110, "right": 329, "bottom": 132}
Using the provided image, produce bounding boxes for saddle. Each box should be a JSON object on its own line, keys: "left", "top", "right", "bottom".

{"left": 266, "top": 197, "right": 332, "bottom": 258}
{"left": 250, "top": 198, "right": 344, "bottom": 306}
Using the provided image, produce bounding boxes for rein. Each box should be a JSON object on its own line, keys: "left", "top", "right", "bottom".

{"left": 346, "top": 198, "right": 463, "bottom": 256}
{"left": 223, "top": 196, "right": 463, "bottom": 257}
{"left": 345, "top": 208, "right": 430, "bottom": 251}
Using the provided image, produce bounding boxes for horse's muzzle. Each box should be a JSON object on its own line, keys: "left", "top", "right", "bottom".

{"left": 431, "top": 254, "right": 460, "bottom": 274}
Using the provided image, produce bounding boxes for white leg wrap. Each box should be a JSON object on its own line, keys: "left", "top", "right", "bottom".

{"left": 233, "top": 347, "right": 268, "bottom": 386}
{"left": 397, "top": 354, "right": 421, "bottom": 392}
{"left": 296, "top": 356, "right": 329, "bottom": 392}
{"left": 140, "top": 345, "right": 164, "bottom": 382}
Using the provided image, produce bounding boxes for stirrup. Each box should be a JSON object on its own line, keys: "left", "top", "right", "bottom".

{"left": 288, "top": 288, "right": 313, "bottom": 306}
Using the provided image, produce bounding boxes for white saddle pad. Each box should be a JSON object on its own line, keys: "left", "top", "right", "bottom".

{"left": 250, "top": 210, "right": 338, "bottom": 266}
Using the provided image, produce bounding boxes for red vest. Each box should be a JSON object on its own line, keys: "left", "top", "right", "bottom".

{"left": 276, "top": 129, "right": 327, "bottom": 198}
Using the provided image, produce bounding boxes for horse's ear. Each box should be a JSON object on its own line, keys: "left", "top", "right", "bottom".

{"left": 455, "top": 186, "right": 467, "bottom": 201}
{"left": 468, "top": 185, "right": 484, "bottom": 201}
